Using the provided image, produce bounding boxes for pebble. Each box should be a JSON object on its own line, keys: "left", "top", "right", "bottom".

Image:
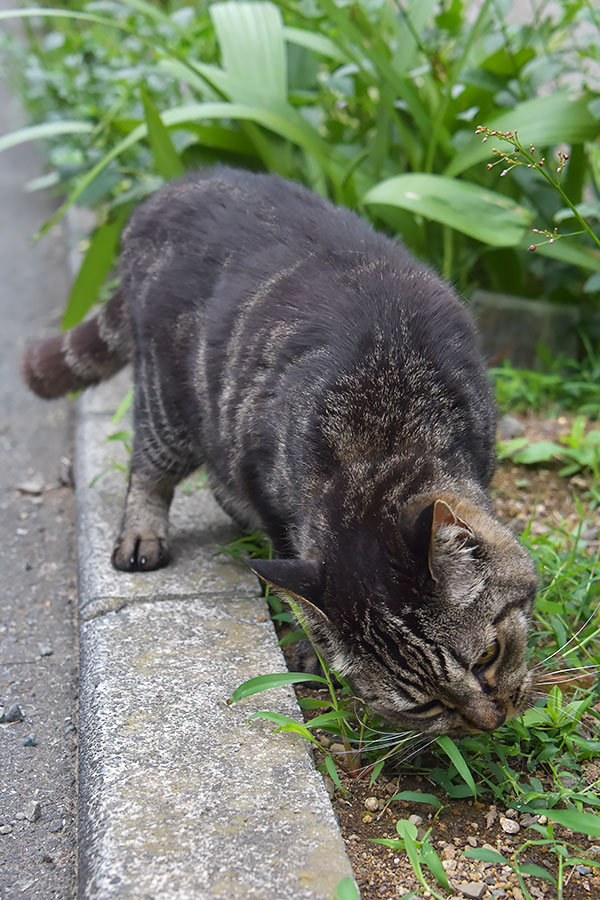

{"left": 364, "top": 797, "right": 379, "bottom": 812}
{"left": 47, "top": 819, "right": 63, "bottom": 833}
{"left": 23, "top": 734, "right": 36, "bottom": 747}
{"left": 1, "top": 703, "right": 23, "bottom": 723}
{"left": 408, "top": 814, "right": 423, "bottom": 826}
{"left": 587, "top": 845, "right": 600, "bottom": 858}
{"left": 0, "top": 825, "right": 13, "bottom": 835}
{"left": 499, "top": 816, "right": 520, "bottom": 834}
{"left": 498, "top": 414, "right": 525, "bottom": 440}
{"left": 467, "top": 836, "right": 478, "bottom": 847}
{"left": 24, "top": 801, "right": 40, "bottom": 822}
{"left": 318, "top": 734, "right": 331, "bottom": 749}
{"left": 39, "top": 646, "right": 53, "bottom": 657}
{"left": 457, "top": 882, "right": 486, "bottom": 899}
{"left": 442, "top": 845, "right": 457, "bottom": 860}
{"left": 537, "top": 815, "right": 547, "bottom": 825}
{"left": 15, "top": 476, "right": 45, "bottom": 495}
{"left": 442, "top": 859, "right": 458, "bottom": 872}
{"left": 329, "top": 743, "right": 346, "bottom": 754}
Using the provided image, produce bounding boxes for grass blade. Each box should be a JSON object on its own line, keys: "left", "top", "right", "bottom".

{"left": 141, "top": 87, "right": 184, "bottom": 179}
{"left": 228, "top": 671, "right": 327, "bottom": 703}
{"left": 436, "top": 736, "right": 478, "bottom": 797}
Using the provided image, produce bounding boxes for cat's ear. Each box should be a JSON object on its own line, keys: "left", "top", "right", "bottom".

{"left": 428, "top": 499, "right": 476, "bottom": 583}
{"left": 250, "top": 558, "right": 328, "bottom": 615}
{"left": 250, "top": 558, "right": 335, "bottom": 647}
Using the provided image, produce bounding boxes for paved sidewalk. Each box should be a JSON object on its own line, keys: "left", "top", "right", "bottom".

{"left": 0, "top": 69, "right": 77, "bottom": 900}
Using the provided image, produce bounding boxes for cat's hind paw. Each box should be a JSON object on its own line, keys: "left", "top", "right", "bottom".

{"left": 112, "top": 531, "right": 170, "bottom": 571}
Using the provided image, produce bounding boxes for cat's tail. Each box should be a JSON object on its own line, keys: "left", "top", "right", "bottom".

{"left": 22, "top": 289, "right": 132, "bottom": 399}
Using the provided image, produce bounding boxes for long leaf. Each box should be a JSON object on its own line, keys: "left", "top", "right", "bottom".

{"left": 229, "top": 671, "right": 327, "bottom": 703}
{"left": 40, "top": 100, "right": 335, "bottom": 235}
{"left": 436, "top": 736, "right": 478, "bottom": 797}
{"left": 364, "top": 174, "right": 532, "bottom": 246}
{"left": 282, "top": 26, "right": 348, "bottom": 62}
{"left": 62, "top": 212, "right": 128, "bottom": 329}
{"left": 141, "top": 87, "right": 184, "bottom": 179}
{"left": 447, "top": 93, "right": 600, "bottom": 176}
{"left": 0, "top": 121, "right": 93, "bottom": 153}
{"left": 210, "top": 1, "right": 287, "bottom": 102}
{"left": 543, "top": 808, "right": 600, "bottom": 837}
{"left": 389, "top": 791, "right": 443, "bottom": 810}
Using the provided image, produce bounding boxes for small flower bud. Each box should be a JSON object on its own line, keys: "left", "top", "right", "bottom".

{"left": 529, "top": 245, "right": 537, "bottom": 251}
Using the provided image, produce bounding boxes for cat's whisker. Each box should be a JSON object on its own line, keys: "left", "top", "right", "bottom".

{"left": 533, "top": 601, "right": 600, "bottom": 670}
{"left": 534, "top": 663, "right": 600, "bottom": 678}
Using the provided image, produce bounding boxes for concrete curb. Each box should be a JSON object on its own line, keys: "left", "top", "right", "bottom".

{"left": 71, "top": 231, "right": 357, "bottom": 897}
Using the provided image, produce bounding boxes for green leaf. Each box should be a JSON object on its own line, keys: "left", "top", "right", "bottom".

{"left": 448, "top": 93, "right": 600, "bottom": 176}
{"left": 396, "top": 819, "right": 419, "bottom": 841}
{"left": 141, "top": 87, "right": 184, "bottom": 179}
{"left": 248, "top": 711, "right": 321, "bottom": 745}
{"left": 364, "top": 174, "right": 532, "bottom": 246}
{"left": 62, "top": 213, "right": 127, "bottom": 329}
{"left": 420, "top": 840, "right": 450, "bottom": 890}
{"left": 282, "top": 26, "right": 348, "bottom": 63}
{"left": 518, "top": 864, "right": 557, "bottom": 884}
{"left": 0, "top": 121, "right": 94, "bottom": 153}
{"left": 112, "top": 388, "right": 134, "bottom": 425}
{"left": 369, "top": 758, "right": 386, "bottom": 787}
{"left": 389, "top": 791, "right": 443, "bottom": 810}
{"left": 334, "top": 876, "right": 361, "bottom": 900}
{"left": 210, "top": 1, "right": 287, "bottom": 102}
{"left": 228, "top": 671, "right": 327, "bottom": 703}
{"left": 325, "top": 753, "right": 346, "bottom": 794}
{"left": 542, "top": 808, "right": 600, "bottom": 837}
{"left": 464, "top": 848, "right": 511, "bottom": 865}
{"left": 512, "top": 441, "right": 563, "bottom": 465}
{"left": 435, "top": 736, "right": 478, "bottom": 797}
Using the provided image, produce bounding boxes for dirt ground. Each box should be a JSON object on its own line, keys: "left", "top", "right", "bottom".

{"left": 303, "top": 411, "right": 600, "bottom": 900}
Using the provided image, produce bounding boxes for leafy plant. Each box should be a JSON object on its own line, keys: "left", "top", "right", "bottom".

{"left": 2, "top": 0, "right": 600, "bottom": 322}
{"left": 498, "top": 415, "right": 600, "bottom": 502}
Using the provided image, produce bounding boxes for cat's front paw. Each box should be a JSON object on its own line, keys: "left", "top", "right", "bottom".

{"left": 112, "top": 530, "right": 170, "bottom": 571}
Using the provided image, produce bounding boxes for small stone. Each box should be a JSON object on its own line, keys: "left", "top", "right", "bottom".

{"left": 408, "top": 814, "right": 423, "bottom": 826}
{"left": 362, "top": 814, "right": 373, "bottom": 824}
{"left": 498, "top": 414, "right": 525, "bottom": 440}
{"left": 504, "top": 808, "right": 517, "bottom": 818}
{"left": 329, "top": 743, "right": 346, "bottom": 754}
{"left": 442, "top": 845, "right": 457, "bottom": 860}
{"left": 587, "top": 845, "right": 600, "bottom": 858}
{"left": 3, "top": 703, "right": 23, "bottom": 723}
{"left": 0, "top": 825, "right": 13, "bottom": 835}
{"left": 39, "top": 646, "right": 53, "bottom": 657}
{"left": 485, "top": 806, "right": 498, "bottom": 828}
{"left": 575, "top": 865, "right": 591, "bottom": 875}
{"left": 364, "top": 797, "right": 379, "bottom": 812}
{"left": 560, "top": 774, "right": 577, "bottom": 789}
{"left": 24, "top": 801, "right": 41, "bottom": 822}
{"left": 23, "top": 734, "right": 36, "bottom": 747}
{"left": 457, "top": 883, "right": 486, "bottom": 899}
{"left": 500, "top": 816, "right": 520, "bottom": 834}
{"left": 442, "top": 859, "right": 458, "bottom": 872}
{"left": 318, "top": 734, "right": 331, "bottom": 749}
{"left": 467, "top": 836, "right": 478, "bottom": 847}
{"left": 512, "top": 889, "right": 524, "bottom": 900}
{"left": 15, "top": 476, "right": 45, "bottom": 495}
{"left": 47, "top": 819, "right": 63, "bottom": 833}
{"left": 537, "top": 815, "right": 547, "bottom": 825}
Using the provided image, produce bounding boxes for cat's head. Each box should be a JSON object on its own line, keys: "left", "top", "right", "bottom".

{"left": 252, "top": 497, "right": 537, "bottom": 736}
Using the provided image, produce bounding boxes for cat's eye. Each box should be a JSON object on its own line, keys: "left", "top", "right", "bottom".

{"left": 474, "top": 640, "right": 500, "bottom": 667}
{"left": 406, "top": 700, "right": 443, "bottom": 717}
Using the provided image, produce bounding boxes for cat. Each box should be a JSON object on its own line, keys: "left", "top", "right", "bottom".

{"left": 23, "top": 166, "right": 537, "bottom": 735}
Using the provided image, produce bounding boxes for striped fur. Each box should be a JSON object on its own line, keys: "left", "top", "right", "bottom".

{"left": 24, "top": 167, "right": 537, "bottom": 733}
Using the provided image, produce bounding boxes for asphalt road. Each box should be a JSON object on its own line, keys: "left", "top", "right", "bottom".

{"left": 0, "top": 68, "right": 78, "bottom": 899}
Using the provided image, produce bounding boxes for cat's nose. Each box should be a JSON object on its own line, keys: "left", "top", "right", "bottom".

{"left": 462, "top": 696, "right": 506, "bottom": 732}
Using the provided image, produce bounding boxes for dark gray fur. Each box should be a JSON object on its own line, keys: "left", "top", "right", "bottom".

{"left": 24, "top": 167, "right": 537, "bottom": 734}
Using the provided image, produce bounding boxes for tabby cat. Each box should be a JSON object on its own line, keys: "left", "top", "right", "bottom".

{"left": 23, "top": 167, "right": 537, "bottom": 735}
